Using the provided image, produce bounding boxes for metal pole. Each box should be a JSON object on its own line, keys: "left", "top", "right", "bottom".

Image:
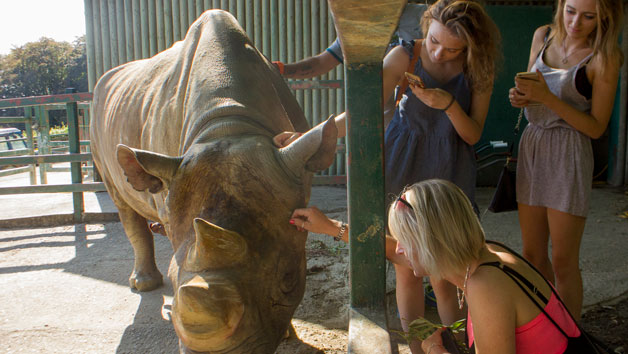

{"left": 100, "top": 1, "right": 112, "bottom": 71}
{"left": 187, "top": 0, "right": 195, "bottom": 27}
{"left": 148, "top": 0, "right": 158, "bottom": 56}
{"left": 157, "top": 0, "right": 166, "bottom": 52}
{"left": 254, "top": 0, "right": 261, "bottom": 48}
{"left": 116, "top": 0, "right": 127, "bottom": 64}
{"left": 108, "top": 0, "right": 120, "bottom": 68}
{"left": 279, "top": 0, "right": 286, "bottom": 61}
{"left": 140, "top": 0, "right": 150, "bottom": 58}
{"left": 172, "top": 0, "right": 182, "bottom": 41}
{"left": 287, "top": 0, "right": 294, "bottom": 63}
{"left": 164, "top": 0, "right": 173, "bottom": 46}
{"left": 294, "top": 0, "right": 303, "bottom": 109}
{"left": 245, "top": 0, "right": 253, "bottom": 40}
{"left": 124, "top": 0, "right": 135, "bottom": 62}
{"left": 236, "top": 0, "right": 244, "bottom": 22}
{"left": 132, "top": 0, "right": 142, "bottom": 59}
{"left": 196, "top": 0, "right": 204, "bottom": 19}
{"left": 262, "top": 0, "right": 270, "bottom": 56}
{"left": 270, "top": 0, "right": 278, "bottom": 60}
{"left": 179, "top": 0, "right": 188, "bottom": 36}
{"left": 303, "top": 0, "right": 312, "bottom": 127}
{"left": 84, "top": 0, "right": 97, "bottom": 91}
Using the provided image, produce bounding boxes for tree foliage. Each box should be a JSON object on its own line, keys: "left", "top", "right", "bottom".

{"left": 0, "top": 36, "right": 87, "bottom": 100}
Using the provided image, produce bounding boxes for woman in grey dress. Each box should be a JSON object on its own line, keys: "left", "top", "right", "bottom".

{"left": 509, "top": 0, "right": 623, "bottom": 320}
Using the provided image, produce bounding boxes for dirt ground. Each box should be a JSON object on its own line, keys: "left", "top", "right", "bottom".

{"left": 1, "top": 183, "right": 627, "bottom": 353}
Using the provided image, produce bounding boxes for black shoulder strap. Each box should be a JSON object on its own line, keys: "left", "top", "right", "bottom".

{"left": 486, "top": 240, "right": 548, "bottom": 282}
{"left": 484, "top": 240, "right": 585, "bottom": 339}
{"left": 479, "top": 261, "right": 548, "bottom": 304}
{"left": 479, "top": 262, "right": 572, "bottom": 340}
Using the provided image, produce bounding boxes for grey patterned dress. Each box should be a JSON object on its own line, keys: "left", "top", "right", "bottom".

{"left": 516, "top": 45, "right": 594, "bottom": 217}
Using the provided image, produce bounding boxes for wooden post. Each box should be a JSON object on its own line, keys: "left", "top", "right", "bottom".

{"left": 24, "top": 109, "right": 37, "bottom": 185}
{"left": 327, "top": 0, "right": 407, "bottom": 352}
{"left": 66, "top": 88, "right": 85, "bottom": 223}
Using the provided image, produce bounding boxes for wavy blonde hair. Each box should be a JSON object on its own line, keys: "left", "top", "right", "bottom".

{"left": 421, "top": 0, "right": 502, "bottom": 93}
{"left": 388, "top": 179, "right": 485, "bottom": 279}
{"left": 550, "top": 0, "right": 623, "bottom": 70}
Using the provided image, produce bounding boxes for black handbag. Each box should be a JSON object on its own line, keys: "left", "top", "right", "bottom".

{"left": 487, "top": 108, "right": 524, "bottom": 213}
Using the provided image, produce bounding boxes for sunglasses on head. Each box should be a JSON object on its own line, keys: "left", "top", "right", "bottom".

{"left": 395, "top": 189, "right": 413, "bottom": 211}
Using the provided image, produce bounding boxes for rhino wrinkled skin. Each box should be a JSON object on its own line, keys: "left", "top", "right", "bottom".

{"left": 90, "top": 10, "right": 337, "bottom": 353}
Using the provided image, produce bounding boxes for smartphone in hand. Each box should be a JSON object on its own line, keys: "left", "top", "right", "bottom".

{"left": 515, "top": 71, "right": 541, "bottom": 106}
{"left": 405, "top": 72, "right": 425, "bottom": 89}
{"left": 515, "top": 71, "right": 539, "bottom": 81}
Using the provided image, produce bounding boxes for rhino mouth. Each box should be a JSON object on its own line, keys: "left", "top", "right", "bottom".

{"left": 172, "top": 275, "right": 245, "bottom": 352}
{"left": 178, "top": 330, "right": 271, "bottom": 354}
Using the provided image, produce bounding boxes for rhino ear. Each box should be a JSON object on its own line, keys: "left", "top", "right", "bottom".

{"left": 185, "top": 218, "right": 248, "bottom": 271}
{"left": 278, "top": 115, "right": 338, "bottom": 174}
{"left": 116, "top": 144, "right": 183, "bottom": 193}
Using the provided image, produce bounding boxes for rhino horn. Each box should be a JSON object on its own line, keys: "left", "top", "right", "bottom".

{"left": 173, "top": 275, "right": 244, "bottom": 351}
{"left": 116, "top": 144, "right": 182, "bottom": 193}
{"left": 278, "top": 115, "right": 338, "bottom": 175}
{"left": 185, "top": 218, "right": 248, "bottom": 271}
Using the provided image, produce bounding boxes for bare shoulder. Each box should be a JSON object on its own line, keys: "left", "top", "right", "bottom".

{"left": 466, "top": 265, "right": 510, "bottom": 301}
{"left": 384, "top": 45, "right": 411, "bottom": 71}
{"left": 531, "top": 25, "right": 551, "bottom": 48}
{"left": 589, "top": 51, "right": 621, "bottom": 84}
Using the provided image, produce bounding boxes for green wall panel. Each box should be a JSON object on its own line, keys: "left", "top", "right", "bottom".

{"left": 481, "top": 5, "right": 554, "bottom": 154}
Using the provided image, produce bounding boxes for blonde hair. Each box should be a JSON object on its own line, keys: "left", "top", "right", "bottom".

{"left": 550, "top": 0, "right": 623, "bottom": 69}
{"left": 421, "top": 0, "right": 502, "bottom": 93}
{"left": 388, "top": 179, "right": 485, "bottom": 279}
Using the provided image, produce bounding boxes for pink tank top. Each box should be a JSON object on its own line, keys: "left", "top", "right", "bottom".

{"left": 467, "top": 292, "right": 580, "bottom": 353}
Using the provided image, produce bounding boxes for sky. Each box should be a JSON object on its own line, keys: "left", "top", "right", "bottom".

{"left": 0, "top": 0, "right": 86, "bottom": 55}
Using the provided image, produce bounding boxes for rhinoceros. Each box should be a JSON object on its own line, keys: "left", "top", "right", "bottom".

{"left": 90, "top": 9, "right": 337, "bottom": 353}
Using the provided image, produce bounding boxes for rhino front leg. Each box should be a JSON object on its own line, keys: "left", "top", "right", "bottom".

{"left": 118, "top": 204, "right": 164, "bottom": 291}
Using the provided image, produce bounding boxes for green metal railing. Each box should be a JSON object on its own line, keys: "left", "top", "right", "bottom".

{"left": 0, "top": 115, "right": 36, "bottom": 182}
{"left": 0, "top": 91, "right": 106, "bottom": 222}
{"left": 0, "top": 82, "right": 345, "bottom": 223}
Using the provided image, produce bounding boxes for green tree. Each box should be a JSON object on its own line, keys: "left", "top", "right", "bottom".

{"left": 65, "top": 36, "right": 88, "bottom": 93}
{"left": 0, "top": 37, "right": 87, "bottom": 124}
{"left": 1, "top": 37, "right": 73, "bottom": 97}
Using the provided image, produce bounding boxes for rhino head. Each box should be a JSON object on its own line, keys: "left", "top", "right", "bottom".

{"left": 116, "top": 117, "right": 338, "bottom": 353}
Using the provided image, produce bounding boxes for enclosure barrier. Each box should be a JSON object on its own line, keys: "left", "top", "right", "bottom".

{"left": 0, "top": 91, "right": 105, "bottom": 223}
{"left": 0, "top": 116, "right": 36, "bottom": 182}
{"left": 0, "top": 81, "right": 346, "bottom": 224}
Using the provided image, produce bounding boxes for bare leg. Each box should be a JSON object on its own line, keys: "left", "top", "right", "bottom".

{"left": 430, "top": 277, "right": 463, "bottom": 325}
{"left": 519, "top": 203, "right": 553, "bottom": 282}
{"left": 117, "top": 204, "right": 163, "bottom": 291}
{"left": 547, "top": 208, "right": 586, "bottom": 320}
{"left": 395, "top": 264, "right": 425, "bottom": 354}
{"left": 386, "top": 236, "right": 424, "bottom": 353}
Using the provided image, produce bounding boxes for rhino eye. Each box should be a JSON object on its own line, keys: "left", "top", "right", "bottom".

{"left": 279, "top": 268, "right": 298, "bottom": 294}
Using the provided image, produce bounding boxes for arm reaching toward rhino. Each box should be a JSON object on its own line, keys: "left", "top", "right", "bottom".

{"left": 273, "top": 113, "right": 347, "bottom": 148}
{"left": 288, "top": 206, "right": 411, "bottom": 267}
{"left": 290, "top": 206, "right": 348, "bottom": 242}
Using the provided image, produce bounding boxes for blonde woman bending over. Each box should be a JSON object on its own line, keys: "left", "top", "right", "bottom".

{"left": 291, "top": 179, "right": 582, "bottom": 353}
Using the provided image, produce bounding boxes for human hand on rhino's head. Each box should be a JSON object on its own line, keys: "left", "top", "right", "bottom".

{"left": 289, "top": 206, "right": 344, "bottom": 238}
{"left": 273, "top": 131, "right": 302, "bottom": 147}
